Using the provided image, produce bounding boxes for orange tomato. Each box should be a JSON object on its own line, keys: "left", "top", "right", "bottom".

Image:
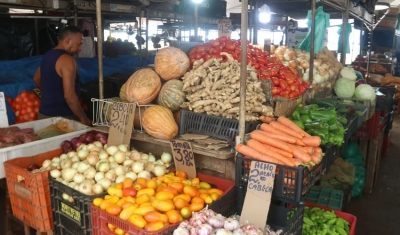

{"left": 123, "top": 178, "right": 134, "bottom": 189}
{"left": 107, "top": 187, "right": 123, "bottom": 198}
{"left": 129, "top": 213, "right": 147, "bottom": 228}
{"left": 175, "top": 171, "right": 187, "bottom": 180}
{"left": 122, "top": 188, "right": 137, "bottom": 197}
{"left": 198, "top": 189, "right": 209, "bottom": 194}
{"left": 191, "top": 197, "right": 205, "bottom": 204}
{"left": 165, "top": 210, "right": 182, "bottom": 224}
{"left": 189, "top": 202, "right": 204, "bottom": 212}
{"left": 180, "top": 207, "right": 192, "bottom": 219}
{"left": 173, "top": 194, "right": 191, "bottom": 203}
{"left": 107, "top": 223, "right": 116, "bottom": 231}
{"left": 156, "top": 184, "right": 167, "bottom": 192}
{"left": 146, "top": 179, "right": 157, "bottom": 189}
{"left": 210, "top": 192, "right": 220, "bottom": 201}
{"left": 191, "top": 178, "right": 200, "bottom": 185}
{"left": 155, "top": 191, "right": 175, "bottom": 201}
{"left": 136, "top": 194, "right": 151, "bottom": 205}
{"left": 169, "top": 182, "right": 184, "bottom": 193}
{"left": 151, "top": 199, "right": 175, "bottom": 212}
{"left": 132, "top": 206, "right": 156, "bottom": 216}
{"left": 158, "top": 186, "right": 178, "bottom": 195}
{"left": 136, "top": 178, "right": 147, "bottom": 186}
{"left": 116, "top": 198, "right": 127, "bottom": 207}
{"left": 115, "top": 228, "right": 125, "bottom": 235}
{"left": 93, "top": 198, "right": 103, "bottom": 207}
{"left": 173, "top": 198, "right": 189, "bottom": 210}
{"left": 140, "top": 202, "right": 153, "bottom": 208}
{"left": 208, "top": 188, "right": 224, "bottom": 197}
{"left": 183, "top": 186, "right": 199, "bottom": 198}
{"left": 145, "top": 221, "right": 165, "bottom": 232}
{"left": 143, "top": 211, "right": 168, "bottom": 223}
{"left": 115, "top": 183, "right": 123, "bottom": 189}
{"left": 199, "top": 194, "right": 213, "bottom": 204}
{"left": 121, "top": 202, "right": 136, "bottom": 209}
{"left": 137, "top": 188, "right": 155, "bottom": 197}
{"left": 125, "top": 196, "right": 136, "bottom": 203}
{"left": 134, "top": 183, "right": 145, "bottom": 191}
{"left": 120, "top": 205, "right": 137, "bottom": 221}
{"left": 106, "top": 204, "right": 122, "bottom": 216}
{"left": 100, "top": 200, "right": 113, "bottom": 210}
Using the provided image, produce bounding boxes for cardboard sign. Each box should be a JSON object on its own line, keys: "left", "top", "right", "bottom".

{"left": 240, "top": 161, "right": 276, "bottom": 229}
{"left": 0, "top": 92, "right": 9, "bottom": 127}
{"left": 218, "top": 19, "right": 232, "bottom": 38}
{"left": 107, "top": 102, "right": 136, "bottom": 146}
{"left": 170, "top": 140, "right": 196, "bottom": 179}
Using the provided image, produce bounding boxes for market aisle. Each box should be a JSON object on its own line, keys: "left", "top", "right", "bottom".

{"left": 347, "top": 115, "right": 400, "bottom": 235}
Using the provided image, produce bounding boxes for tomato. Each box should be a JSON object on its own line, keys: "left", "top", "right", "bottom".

{"left": 211, "top": 40, "right": 220, "bottom": 47}
{"left": 213, "top": 54, "right": 222, "bottom": 59}
{"left": 218, "top": 36, "right": 228, "bottom": 42}
{"left": 279, "top": 80, "right": 288, "bottom": 90}
{"left": 262, "top": 51, "right": 270, "bottom": 57}
{"left": 234, "top": 48, "right": 241, "bottom": 55}
{"left": 289, "top": 91, "right": 300, "bottom": 98}
{"left": 251, "top": 58, "right": 258, "bottom": 64}
{"left": 225, "top": 42, "right": 236, "bottom": 51}
{"left": 271, "top": 77, "right": 280, "bottom": 86}
{"left": 253, "top": 63, "right": 260, "bottom": 69}
{"left": 299, "top": 86, "right": 306, "bottom": 94}
{"left": 196, "top": 46, "right": 206, "bottom": 52}
{"left": 123, "top": 188, "right": 137, "bottom": 197}
{"left": 193, "top": 53, "right": 203, "bottom": 60}
{"left": 219, "top": 41, "right": 226, "bottom": 49}
{"left": 189, "top": 53, "right": 196, "bottom": 59}
{"left": 257, "top": 57, "right": 268, "bottom": 65}
{"left": 286, "top": 79, "right": 295, "bottom": 85}
{"left": 203, "top": 54, "right": 212, "bottom": 61}
{"left": 289, "top": 84, "right": 298, "bottom": 91}
{"left": 259, "top": 65, "right": 266, "bottom": 71}
{"left": 272, "top": 87, "right": 282, "bottom": 96}
{"left": 15, "top": 96, "right": 22, "bottom": 103}
{"left": 189, "top": 47, "right": 197, "bottom": 55}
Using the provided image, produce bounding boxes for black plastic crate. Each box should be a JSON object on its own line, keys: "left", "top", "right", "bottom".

{"left": 49, "top": 176, "right": 107, "bottom": 235}
{"left": 236, "top": 190, "right": 304, "bottom": 235}
{"left": 385, "top": 111, "right": 394, "bottom": 134}
{"left": 179, "top": 109, "right": 260, "bottom": 148}
{"left": 209, "top": 187, "right": 238, "bottom": 217}
{"left": 321, "top": 143, "right": 339, "bottom": 173}
{"left": 339, "top": 113, "right": 358, "bottom": 154}
{"left": 235, "top": 153, "right": 326, "bottom": 203}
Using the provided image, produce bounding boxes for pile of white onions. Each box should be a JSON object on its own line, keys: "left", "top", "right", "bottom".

{"left": 41, "top": 141, "right": 172, "bottom": 196}
{"left": 173, "top": 208, "right": 283, "bottom": 235}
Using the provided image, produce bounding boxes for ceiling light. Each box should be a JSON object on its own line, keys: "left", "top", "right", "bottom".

{"left": 259, "top": 4, "right": 271, "bottom": 24}
{"left": 375, "top": 2, "right": 390, "bottom": 11}
{"left": 192, "top": 0, "right": 203, "bottom": 3}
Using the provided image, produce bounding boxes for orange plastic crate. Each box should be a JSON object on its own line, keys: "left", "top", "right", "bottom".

{"left": 4, "top": 148, "right": 62, "bottom": 233}
{"left": 91, "top": 173, "right": 236, "bottom": 235}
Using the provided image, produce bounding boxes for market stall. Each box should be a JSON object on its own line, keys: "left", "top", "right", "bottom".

{"left": 1, "top": 0, "right": 398, "bottom": 234}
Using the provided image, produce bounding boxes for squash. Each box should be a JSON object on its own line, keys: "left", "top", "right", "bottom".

{"left": 125, "top": 68, "right": 161, "bottom": 104}
{"left": 119, "top": 83, "right": 127, "bottom": 101}
{"left": 173, "top": 109, "right": 181, "bottom": 126}
{"left": 142, "top": 106, "right": 178, "bottom": 140}
{"left": 133, "top": 105, "right": 147, "bottom": 129}
{"left": 103, "top": 97, "right": 121, "bottom": 121}
{"left": 154, "top": 47, "right": 190, "bottom": 81}
{"left": 157, "top": 80, "right": 186, "bottom": 112}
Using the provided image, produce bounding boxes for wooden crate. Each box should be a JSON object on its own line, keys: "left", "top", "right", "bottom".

{"left": 356, "top": 131, "right": 384, "bottom": 194}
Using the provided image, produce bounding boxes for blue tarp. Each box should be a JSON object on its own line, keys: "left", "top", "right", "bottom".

{"left": 0, "top": 55, "right": 155, "bottom": 125}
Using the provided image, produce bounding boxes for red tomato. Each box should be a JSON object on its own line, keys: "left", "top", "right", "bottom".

{"left": 271, "top": 77, "right": 280, "bottom": 86}
{"left": 219, "top": 41, "right": 226, "bottom": 49}
{"left": 225, "top": 42, "right": 236, "bottom": 51}
{"left": 214, "top": 54, "right": 222, "bottom": 59}
{"left": 33, "top": 107, "right": 39, "bottom": 113}
{"left": 289, "top": 84, "right": 298, "bottom": 91}
{"left": 253, "top": 63, "right": 260, "bottom": 69}
{"left": 211, "top": 40, "right": 220, "bottom": 47}
{"left": 219, "top": 36, "right": 228, "bottom": 42}
{"left": 272, "top": 87, "right": 282, "bottom": 96}
{"left": 194, "top": 53, "right": 203, "bottom": 60}
{"left": 289, "top": 91, "right": 300, "bottom": 98}
{"left": 234, "top": 49, "right": 241, "bottom": 55}
{"left": 299, "top": 86, "right": 306, "bottom": 94}
{"left": 257, "top": 57, "right": 268, "bottom": 65}
{"left": 15, "top": 96, "right": 22, "bottom": 103}
{"left": 259, "top": 65, "right": 266, "bottom": 71}
{"left": 123, "top": 188, "right": 137, "bottom": 197}
{"left": 251, "top": 58, "right": 258, "bottom": 64}
{"left": 303, "top": 80, "right": 311, "bottom": 88}
{"left": 262, "top": 51, "right": 270, "bottom": 57}
{"left": 203, "top": 54, "right": 212, "bottom": 61}
{"left": 279, "top": 80, "right": 288, "bottom": 90}
{"left": 196, "top": 46, "right": 206, "bottom": 52}
{"left": 286, "top": 79, "right": 295, "bottom": 85}
{"left": 189, "top": 47, "right": 197, "bottom": 55}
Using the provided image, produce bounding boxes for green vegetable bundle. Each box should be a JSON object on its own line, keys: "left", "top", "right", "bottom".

{"left": 289, "top": 104, "right": 347, "bottom": 146}
{"left": 303, "top": 206, "right": 350, "bottom": 235}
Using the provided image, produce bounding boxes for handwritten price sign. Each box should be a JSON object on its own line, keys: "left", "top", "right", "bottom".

{"left": 0, "top": 92, "right": 9, "bottom": 127}
{"left": 218, "top": 19, "right": 232, "bottom": 38}
{"left": 108, "top": 102, "right": 136, "bottom": 146}
{"left": 240, "top": 161, "right": 276, "bottom": 229}
{"left": 170, "top": 140, "right": 196, "bottom": 179}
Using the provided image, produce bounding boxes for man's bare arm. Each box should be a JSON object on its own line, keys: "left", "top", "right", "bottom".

{"left": 33, "top": 67, "right": 41, "bottom": 89}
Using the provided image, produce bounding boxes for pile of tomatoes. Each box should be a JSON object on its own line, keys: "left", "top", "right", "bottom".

{"left": 188, "top": 36, "right": 309, "bottom": 99}
{"left": 10, "top": 90, "right": 40, "bottom": 124}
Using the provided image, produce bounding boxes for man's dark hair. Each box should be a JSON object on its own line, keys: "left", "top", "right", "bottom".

{"left": 59, "top": 25, "right": 83, "bottom": 40}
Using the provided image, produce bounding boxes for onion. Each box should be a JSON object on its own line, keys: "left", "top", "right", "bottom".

{"left": 74, "top": 184, "right": 79, "bottom": 191}
{"left": 50, "top": 169, "right": 61, "bottom": 178}
{"left": 114, "top": 165, "right": 126, "bottom": 176}
{"left": 98, "top": 150, "right": 108, "bottom": 160}
{"left": 152, "top": 165, "right": 166, "bottom": 177}
{"left": 60, "top": 159, "right": 73, "bottom": 170}
{"left": 105, "top": 172, "right": 116, "bottom": 181}
{"left": 92, "top": 184, "right": 104, "bottom": 194}
{"left": 356, "top": 80, "right": 367, "bottom": 87}
{"left": 155, "top": 160, "right": 165, "bottom": 165}
{"left": 113, "top": 151, "right": 126, "bottom": 164}
{"left": 132, "top": 162, "right": 144, "bottom": 173}
{"left": 84, "top": 167, "right": 97, "bottom": 179}
{"left": 70, "top": 155, "right": 80, "bottom": 162}
{"left": 87, "top": 143, "right": 96, "bottom": 151}
{"left": 86, "top": 154, "right": 99, "bottom": 166}
{"left": 71, "top": 162, "right": 79, "bottom": 169}
{"left": 93, "top": 141, "right": 103, "bottom": 148}
{"left": 96, "top": 160, "right": 110, "bottom": 172}
{"left": 110, "top": 162, "right": 119, "bottom": 169}
{"left": 77, "top": 162, "right": 90, "bottom": 173}
{"left": 77, "top": 149, "right": 89, "bottom": 160}
{"left": 77, "top": 143, "right": 87, "bottom": 151}
{"left": 67, "top": 151, "right": 77, "bottom": 158}
{"left": 98, "top": 137, "right": 107, "bottom": 145}
{"left": 84, "top": 133, "right": 95, "bottom": 144}
{"left": 84, "top": 179, "right": 95, "bottom": 185}
{"left": 161, "top": 152, "right": 172, "bottom": 163}
{"left": 140, "top": 153, "right": 149, "bottom": 161}
{"left": 108, "top": 169, "right": 115, "bottom": 174}
{"left": 145, "top": 162, "right": 155, "bottom": 172}
{"left": 79, "top": 182, "right": 93, "bottom": 195}
{"left": 73, "top": 173, "right": 85, "bottom": 184}
{"left": 97, "top": 178, "right": 112, "bottom": 190}
{"left": 125, "top": 172, "right": 137, "bottom": 181}
{"left": 106, "top": 146, "right": 119, "bottom": 156}
{"left": 51, "top": 162, "right": 60, "bottom": 167}
{"left": 118, "top": 144, "right": 128, "bottom": 153}
{"left": 130, "top": 150, "right": 141, "bottom": 161}
{"left": 148, "top": 153, "right": 156, "bottom": 162}
{"left": 59, "top": 154, "right": 68, "bottom": 161}
{"left": 95, "top": 172, "right": 105, "bottom": 182}
{"left": 116, "top": 175, "right": 126, "bottom": 184}
{"left": 42, "top": 160, "right": 52, "bottom": 168}
{"left": 62, "top": 193, "right": 69, "bottom": 201}
{"left": 288, "top": 60, "right": 299, "bottom": 69}
{"left": 137, "top": 170, "right": 151, "bottom": 180}
{"left": 61, "top": 168, "right": 77, "bottom": 182}
{"left": 123, "top": 159, "right": 134, "bottom": 167}
{"left": 68, "top": 182, "right": 77, "bottom": 188}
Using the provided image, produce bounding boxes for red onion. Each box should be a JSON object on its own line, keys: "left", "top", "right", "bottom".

{"left": 84, "top": 133, "right": 94, "bottom": 143}
{"left": 28, "top": 164, "right": 40, "bottom": 171}
{"left": 71, "top": 137, "right": 80, "bottom": 147}
{"left": 79, "top": 134, "right": 86, "bottom": 142}
{"left": 355, "top": 80, "right": 367, "bottom": 87}
{"left": 98, "top": 137, "right": 107, "bottom": 145}
{"left": 73, "top": 140, "right": 84, "bottom": 149}
{"left": 95, "top": 132, "right": 107, "bottom": 141}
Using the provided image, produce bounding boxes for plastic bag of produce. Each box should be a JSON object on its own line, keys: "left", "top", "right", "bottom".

{"left": 36, "top": 121, "right": 73, "bottom": 139}
{"left": 321, "top": 158, "right": 355, "bottom": 190}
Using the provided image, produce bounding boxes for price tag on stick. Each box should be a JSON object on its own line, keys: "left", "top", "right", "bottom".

{"left": 170, "top": 140, "right": 196, "bottom": 179}
{"left": 0, "top": 92, "right": 9, "bottom": 128}
{"left": 240, "top": 161, "right": 276, "bottom": 229}
{"left": 218, "top": 19, "right": 232, "bottom": 38}
{"left": 108, "top": 102, "right": 136, "bottom": 146}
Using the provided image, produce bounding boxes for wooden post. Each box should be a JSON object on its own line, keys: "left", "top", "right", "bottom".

{"left": 96, "top": 0, "right": 104, "bottom": 99}
{"left": 309, "top": 0, "right": 316, "bottom": 84}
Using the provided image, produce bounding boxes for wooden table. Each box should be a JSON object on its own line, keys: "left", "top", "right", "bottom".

{"left": 93, "top": 126, "right": 236, "bottom": 180}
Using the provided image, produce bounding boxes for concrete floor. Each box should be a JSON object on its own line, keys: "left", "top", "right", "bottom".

{"left": 1, "top": 118, "right": 399, "bottom": 235}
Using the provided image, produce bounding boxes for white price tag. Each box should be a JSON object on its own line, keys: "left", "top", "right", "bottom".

{"left": 0, "top": 92, "right": 9, "bottom": 127}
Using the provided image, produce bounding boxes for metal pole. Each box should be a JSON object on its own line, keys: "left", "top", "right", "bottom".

{"left": 139, "top": 14, "right": 142, "bottom": 67}
{"left": 74, "top": 0, "right": 78, "bottom": 26}
{"left": 309, "top": 0, "right": 316, "bottom": 84}
{"left": 253, "top": 0, "right": 258, "bottom": 45}
{"left": 366, "top": 29, "right": 373, "bottom": 79}
{"left": 34, "top": 18, "right": 39, "bottom": 55}
{"left": 285, "top": 16, "right": 289, "bottom": 46}
{"left": 194, "top": 4, "right": 199, "bottom": 40}
{"left": 96, "top": 0, "right": 104, "bottom": 99}
{"left": 237, "top": 0, "right": 248, "bottom": 148}
{"left": 340, "top": 0, "right": 350, "bottom": 65}
{"left": 145, "top": 9, "right": 149, "bottom": 64}
{"left": 249, "top": 0, "right": 253, "bottom": 44}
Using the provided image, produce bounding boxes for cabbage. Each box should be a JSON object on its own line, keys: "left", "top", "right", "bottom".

{"left": 354, "top": 84, "right": 376, "bottom": 101}
{"left": 340, "top": 67, "right": 357, "bottom": 81}
{"left": 334, "top": 77, "right": 356, "bottom": 98}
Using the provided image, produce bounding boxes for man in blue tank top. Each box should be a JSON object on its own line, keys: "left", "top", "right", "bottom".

{"left": 33, "top": 26, "right": 91, "bottom": 125}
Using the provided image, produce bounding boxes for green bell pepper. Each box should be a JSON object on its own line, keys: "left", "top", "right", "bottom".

{"left": 337, "top": 115, "right": 348, "bottom": 125}
{"left": 328, "top": 121, "right": 343, "bottom": 131}
{"left": 291, "top": 110, "right": 301, "bottom": 121}
{"left": 307, "top": 129, "right": 329, "bottom": 145}
{"left": 298, "top": 104, "right": 319, "bottom": 115}
{"left": 301, "top": 115, "right": 313, "bottom": 123}
{"left": 309, "top": 109, "right": 337, "bottom": 122}
{"left": 328, "top": 133, "right": 344, "bottom": 146}
{"left": 293, "top": 120, "right": 305, "bottom": 130}
{"left": 304, "top": 121, "right": 329, "bottom": 130}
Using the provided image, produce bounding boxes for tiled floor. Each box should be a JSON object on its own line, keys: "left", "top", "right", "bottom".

{"left": 1, "top": 117, "right": 399, "bottom": 235}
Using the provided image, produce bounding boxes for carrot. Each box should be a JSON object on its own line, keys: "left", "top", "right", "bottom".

{"left": 247, "top": 139, "right": 294, "bottom": 166}
{"left": 259, "top": 123, "right": 299, "bottom": 141}
{"left": 277, "top": 116, "right": 310, "bottom": 137}
{"left": 287, "top": 144, "right": 312, "bottom": 163}
{"left": 290, "top": 158, "right": 304, "bottom": 167}
{"left": 269, "top": 121, "right": 304, "bottom": 139}
{"left": 235, "top": 144, "right": 282, "bottom": 164}
{"left": 310, "top": 152, "right": 322, "bottom": 164}
{"left": 265, "top": 145, "right": 293, "bottom": 158}
{"left": 259, "top": 116, "right": 276, "bottom": 123}
{"left": 302, "top": 146, "right": 315, "bottom": 155}
{"left": 314, "top": 147, "right": 322, "bottom": 153}
{"left": 255, "top": 129, "right": 297, "bottom": 144}
{"left": 250, "top": 131, "right": 293, "bottom": 153}
{"left": 301, "top": 136, "right": 321, "bottom": 147}
{"left": 295, "top": 139, "right": 306, "bottom": 146}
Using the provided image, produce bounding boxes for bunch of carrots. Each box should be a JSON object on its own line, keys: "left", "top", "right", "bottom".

{"left": 235, "top": 116, "right": 323, "bottom": 168}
